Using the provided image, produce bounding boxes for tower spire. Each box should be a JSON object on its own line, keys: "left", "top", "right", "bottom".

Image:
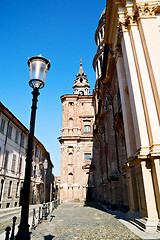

{"left": 73, "top": 59, "right": 90, "bottom": 96}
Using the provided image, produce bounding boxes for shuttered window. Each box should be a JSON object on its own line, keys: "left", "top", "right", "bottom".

{"left": 4, "top": 151, "right": 9, "bottom": 169}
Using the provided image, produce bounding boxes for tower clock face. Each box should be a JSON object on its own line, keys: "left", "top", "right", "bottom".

{"left": 79, "top": 91, "right": 84, "bottom": 96}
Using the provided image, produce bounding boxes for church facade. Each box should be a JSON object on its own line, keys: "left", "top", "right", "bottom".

{"left": 59, "top": 61, "right": 94, "bottom": 202}
{"left": 92, "top": 0, "right": 160, "bottom": 232}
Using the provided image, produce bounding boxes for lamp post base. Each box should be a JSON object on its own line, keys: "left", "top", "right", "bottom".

{"left": 15, "top": 223, "right": 30, "bottom": 240}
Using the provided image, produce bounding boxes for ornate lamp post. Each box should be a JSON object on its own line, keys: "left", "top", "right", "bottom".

{"left": 15, "top": 55, "right": 50, "bottom": 240}
{"left": 42, "top": 159, "right": 48, "bottom": 220}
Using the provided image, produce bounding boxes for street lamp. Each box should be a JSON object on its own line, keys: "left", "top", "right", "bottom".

{"left": 42, "top": 159, "right": 48, "bottom": 220}
{"left": 15, "top": 55, "right": 50, "bottom": 240}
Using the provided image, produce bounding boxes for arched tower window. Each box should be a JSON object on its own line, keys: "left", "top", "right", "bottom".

{"left": 68, "top": 172, "right": 73, "bottom": 176}
{"left": 69, "top": 118, "right": 73, "bottom": 127}
{"left": 68, "top": 172, "right": 73, "bottom": 184}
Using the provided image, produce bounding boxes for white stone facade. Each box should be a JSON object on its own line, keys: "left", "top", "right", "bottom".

{"left": 0, "top": 102, "right": 53, "bottom": 209}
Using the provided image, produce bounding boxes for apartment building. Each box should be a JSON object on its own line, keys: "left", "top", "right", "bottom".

{"left": 0, "top": 102, "right": 54, "bottom": 208}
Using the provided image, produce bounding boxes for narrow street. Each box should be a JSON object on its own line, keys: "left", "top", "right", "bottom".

{"left": 31, "top": 202, "right": 140, "bottom": 240}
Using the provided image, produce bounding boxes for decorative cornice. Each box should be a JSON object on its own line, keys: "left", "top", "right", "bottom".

{"left": 118, "top": 2, "right": 158, "bottom": 34}
{"left": 118, "top": 10, "right": 138, "bottom": 32}
{"left": 136, "top": 2, "right": 158, "bottom": 18}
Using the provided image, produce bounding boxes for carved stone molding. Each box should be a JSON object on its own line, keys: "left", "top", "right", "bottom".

{"left": 114, "top": 45, "right": 123, "bottom": 62}
{"left": 60, "top": 145, "right": 68, "bottom": 151}
{"left": 118, "top": 2, "right": 157, "bottom": 33}
{"left": 136, "top": 2, "right": 158, "bottom": 18}
{"left": 118, "top": 10, "right": 139, "bottom": 32}
{"left": 117, "top": 22, "right": 123, "bottom": 42}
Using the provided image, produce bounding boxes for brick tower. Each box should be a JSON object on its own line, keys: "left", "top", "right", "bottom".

{"left": 58, "top": 60, "right": 94, "bottom": 202}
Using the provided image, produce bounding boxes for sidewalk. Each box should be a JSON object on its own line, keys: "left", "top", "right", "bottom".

{"left": 31, "top": 202, "right": 142, "bottom": 240}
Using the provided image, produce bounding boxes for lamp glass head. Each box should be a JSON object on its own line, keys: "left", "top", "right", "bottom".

{"left": 28, "top": 55, "right": 50, "bottom": 89}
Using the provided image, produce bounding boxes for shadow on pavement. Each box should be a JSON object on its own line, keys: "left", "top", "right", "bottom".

{"left": 84, "top": 201, "right": 126, "bottom": 220}
{"left": 44, "top": 234, "right": 55, "bottom": 240}
{"left": 49, "top": 215, "right": 55, "bottom": 222}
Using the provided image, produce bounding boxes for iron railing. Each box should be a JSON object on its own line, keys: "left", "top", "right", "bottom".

{"left": 4, "top": 198, "right": 60, "bottom": 240}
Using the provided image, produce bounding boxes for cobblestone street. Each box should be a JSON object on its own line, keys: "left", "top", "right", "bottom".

{"left": 31, "top": 202, "right": 140, "bottom": 240}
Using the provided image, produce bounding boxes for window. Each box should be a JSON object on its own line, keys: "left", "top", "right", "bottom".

{"left": 84, "top": 125, "right": 91, "bottom": 133}
{"left": 68, "top": 172, "right": 73, "bottom": 184}
{"left": 69, "top": 118, "right": 73, "bottom": 127}
{"left": 35, "top": 146, "right": 39, "bottom": 157}
{"left": 11, "top": 154, "right": 16, "bottom": 172}
{"left": 7, "top": 125, "right": 12, "bottom": 138}
{"left": 0, "top": 180, "right": 4, "bottom": 202}
{"left": 117, "top": 89, "right": 121, "bottom": 111}
{"left": 20, "top": 182, "right": 24, "bottom": 192}
{"left": 4, "top": 150, "right": 9, "bottom": 169}
{"left": 84, "top": 153, "right": 91, "bottom": 161}
{"left": 68, "top": 172, "right": 73, "bottom": 176}
{"left": 16, "top": 182, "right": 19, "bottom": 196}
{"left": 0, "top": 119, "right": 5, "bottom": 133}
{"left": 15, "top": 130, "right": 19, "bottom": 143}
{"left": 6, "top": 203, "right": 10, "bottom": 208}
{"left": 19, "top": 156, "right": 22, "bottom": 173}
{"left": 20, "top": 135, "right": 25, "bottom": 147}
{"left": 69, "top": 102, "right": 74, "bottom": 105}
{"left": 100, "top": 28, "right": 103, "bottom": 39}
{"left": 34, "top": 165, "right": 37, "bottom": 178}
{"left": 8, "top": 181, "right": 12, "bottom": 197}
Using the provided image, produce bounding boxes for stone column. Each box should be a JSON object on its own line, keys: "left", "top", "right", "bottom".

{"left": 140, "top": 161, "right": 158, "bottom": 230}
{"left": 121, "top": 30, "right": 149, "bottom": 152}
{"left": 129, "top": 24, "right": 160, "bottom": 148}
{"left": 152, "top": 158, "right": 160, "bottom": 218}
{"left": 116, "top": 53, "right": 136, "bottom": 158}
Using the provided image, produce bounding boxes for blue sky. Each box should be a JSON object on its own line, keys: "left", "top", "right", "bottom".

{"left": 0, "top": 0, "right": 106, "bottom": 176}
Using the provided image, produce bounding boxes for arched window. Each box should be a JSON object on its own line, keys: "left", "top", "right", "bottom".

{"left": 84, "top": 125, "right": 91, "bottom": 133}
{"left": 68, "top": 172, "right": 73, "bottom": 184}
{"left": 68, "top": 172, "right": 73, "bottom": 176}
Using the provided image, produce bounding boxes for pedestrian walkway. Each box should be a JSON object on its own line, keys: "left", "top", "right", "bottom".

{"left": 31, "top": 202, "right": 141, "bottom": 240}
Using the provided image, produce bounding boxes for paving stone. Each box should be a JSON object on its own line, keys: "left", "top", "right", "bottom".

{"left": 31, "top": 202, "right": 141, "bottom": 240}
